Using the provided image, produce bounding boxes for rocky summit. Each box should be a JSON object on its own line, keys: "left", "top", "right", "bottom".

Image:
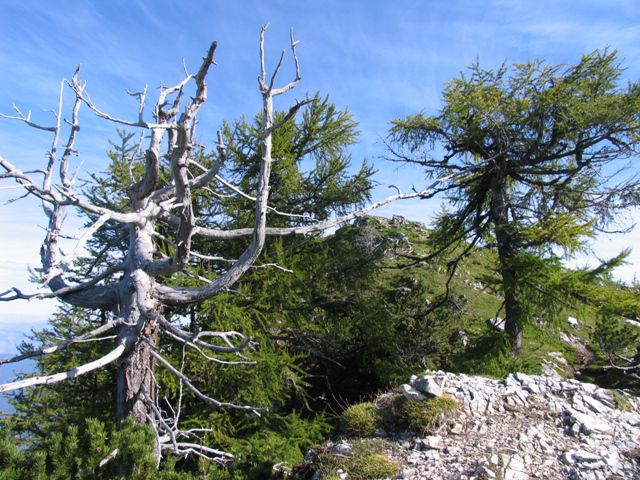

{"left": 394, "top": 372, "right": 639, "bottom": 479}
{"left": 301, "top": 372, "right": 640, "bottom": 479}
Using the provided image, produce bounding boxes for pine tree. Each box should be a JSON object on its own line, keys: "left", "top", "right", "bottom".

{"left": 389, "top": 50, "right": 640, "bottom": 355}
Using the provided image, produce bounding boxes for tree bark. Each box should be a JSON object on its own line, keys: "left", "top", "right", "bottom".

{"left": 490, "top": 164, "right": 524, "bottom": 356}
{"left": 115, "top": 221, "right": 160, "bottom": 422}
{"left": 116, "top": 323, "right": 158, "bottom": 422}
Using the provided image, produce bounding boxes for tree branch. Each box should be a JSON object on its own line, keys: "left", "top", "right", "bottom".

{"left": 0, "top": 340, "right": 126, "bottom": 393}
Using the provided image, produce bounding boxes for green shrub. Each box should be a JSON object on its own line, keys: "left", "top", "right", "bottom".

{"left": 316, "top": 440, "right": 398, "bottom": 480}
{"left": 340, "top": 402, "right": 382, "bottom": 437}
{"left": 340, "top": 393, "right": 459, "bottom": 438}
{"left": 612, "top": 390, "right": 635, "bottom": 412}
{"left": 399, "top": 395, "right": 458, "bottom": 433}
{"left": 347, "top": 453, "right": 398, "bottom": 480}
{"left": 374, "top": 393, "right": 458, "bottom": 434}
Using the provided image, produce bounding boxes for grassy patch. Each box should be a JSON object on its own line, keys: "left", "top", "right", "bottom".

{"left": 398, "top": 395, "right": 458, "bottom": 433}
{"left": 340, "top": 402, "right": 382, "bottom": 437}
{"left": 340, "top": 393, "right": 459, "bottom": 438}
{"left": 316, "top": 439, "right": 399, "bottom": 480}
{"left": 611, "top": 390, "right": 635, "bottom": 412}
{"left": 348, "top": 217, "right": 608, "bottom": 382}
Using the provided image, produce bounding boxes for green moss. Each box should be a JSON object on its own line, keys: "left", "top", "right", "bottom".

{"left": 611, "top": 390, "right": 635, "bottom": 412}
{"left": 398, "top": 395, "right": 458, "bottom": 433}
{"left": 340, "top": 402, "right": 382, "bottom": 437}
{"left": 316, "top": 440, "right": 399, "bottom": 480}
{"left": 347, "top": 453, "right": 398, "bottom": 479}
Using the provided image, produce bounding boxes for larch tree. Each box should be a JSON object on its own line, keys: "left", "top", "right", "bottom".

{"left": 0, "top": 26, "right": 436, "bottom": 464}
{"left": 389, "top": 50, "right": 640, "bottom": 356}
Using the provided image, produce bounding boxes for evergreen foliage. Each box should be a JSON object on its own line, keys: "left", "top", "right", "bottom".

{"left": 0, "top": 418, "right": 196, "bottom": 479}
{"left": 2, "top": 95, "right": 378, "bottom": 478}
{"left": 3, "top": 49, "right": 640, "bottom": 478}
{"left": 390, "top": 50, "right": 640, "bottom": 355}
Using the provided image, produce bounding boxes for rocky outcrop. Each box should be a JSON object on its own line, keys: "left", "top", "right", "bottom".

{"left": 392, "top": 371, "right": 639, "bottom": 479}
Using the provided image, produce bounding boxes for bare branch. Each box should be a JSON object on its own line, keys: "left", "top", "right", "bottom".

{"left": 59, "top": 68, "right": 83, "bottom": 188}
{"left": 69, "top": 79, "right": 171, "bottom": 130}
{"left": 258, "top": 23, "right": 268, "bottom": 91}
{"left": 157, "top": 179, "right": 446, "bottom": 305}
{"left": 97, "top": 449, "right": 119, "bottom": 469}
{"left": 127, "top": 84, "right": 148, "bottom": 124}
{"left": 149, "top": 347, "right": 264, "bottom": 414}
{"left": 163, "top": 329, "right": 256, "bottom": 365}
{"left": 268, "top": 49, "right": 286, "bottom": 92}
{"left": 0, "top": 340, "right": 126, "bottom": 393}
{"left": 269, "top": 97, "right": 312, "bottom": 133}
{"left": 151, "top": 133, "right": 225, "bottom": 203}
{"left": 0, "top": 320, "right": 119, "bottom": 366}
{"left": 46, "top": 213, "right": 110, "bottom": 280}
{"left": 214, "top": 173, "right": 314, "bottom": 220}
{"left": 154, "top": 314, "right": 250, "bottom": 354}
{"left": 0, "top": 105, "right": 56, "bottom": 132}
{"left": 166, "top": 442, "right": 233, "bottom": 464}
{"left": 0, "top": 263, "right": 121, "bottom": 308}
{"left": 184, "top": 175, "right": 450, "bottom": 242}
{"left": 0, "top": 156, "right": 58, "bottom": 204}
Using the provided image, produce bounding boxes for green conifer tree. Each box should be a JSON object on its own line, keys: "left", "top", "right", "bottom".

{"left": 389, "top": 50, "right": 640, "bottom": 355}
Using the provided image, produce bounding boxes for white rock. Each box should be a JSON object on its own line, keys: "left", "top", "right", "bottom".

{"left": 593, "top": 390, "right": 616, "bottom": 409}
{"left": 605, "top": 450, "right": 620, "bottom": 470}
{"left": 450, "top": 423, "right": 464, "bottom": 435}
{"left": 504, "top": 468, "right": 528, "bottom": 480}
{"left": 420, "top": 435, "right": 443, "bottom": 450}
{"left": 411, "top": 375, "right": 443, "bottom": 397}
{"left": 487, "top": 316, "right": 505, "bottom": 331}
{"left": 566, "top": 409, "right": 614, "bottom": 435}
{"left": 401, "top": 384, "right": 426, "bottom": 401}
{"left": 474, "top": 465, "right": 496, "bottom": 478}
{"left": 567, "top": 316, "right": 579, "bottom": 327}
{"left": 423, "top": 450, "right": 440, "bottom": 461}
{"left": 562, "top": 451, "right": 576, "bottom": 464}
{"left": 329, "top": 441, "right": 352, "bottom": 456}
{"left": 401, "top": 467, "right": 418, "bottom": 478}
{"left": 506, "top": 453, "right": 525, "bottom": 472}
{"left": 573, "top": 449, "right": 601, "bottom": 463}
{"left": 581, "top": 395, "right": 610, "bottom": 415}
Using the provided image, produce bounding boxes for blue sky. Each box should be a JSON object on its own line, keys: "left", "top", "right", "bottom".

{"left": 1, "top": 0, "right": 640, "bottom": 351}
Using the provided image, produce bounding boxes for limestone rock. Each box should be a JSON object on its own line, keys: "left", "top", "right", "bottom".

{"left": 401, "top": 384, "right": 426, "bottom": 401}
{"left": 487, "top": 316, "right": 505, "bottom": 331}
{"left": 299, "top": 371, "right": 640, "bottom": 480}
{"left": 410, "top": 375, "right": 443, "bottom": 397}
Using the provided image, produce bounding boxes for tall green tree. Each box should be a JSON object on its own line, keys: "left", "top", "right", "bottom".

{"left": 1, "top": 26, "right": 427, "bottom": 469}
{"left": 389, "top": 50, "right": 640, "bottom": 354}
{"left": 4, "top": 92, "right": 379, "bottom": 478}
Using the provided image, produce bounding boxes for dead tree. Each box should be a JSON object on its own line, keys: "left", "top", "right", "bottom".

{"left": 0, "top": 27, "right": 440, "bottom": 463}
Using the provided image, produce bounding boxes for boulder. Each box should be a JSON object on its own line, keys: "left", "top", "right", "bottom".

{"left": 401, "top": 384, "right": 426, "bottom": 401}
{"left": 487, "top": 316, "right": 505, "bottom": 331}
{"left": 567, "top": 316, "right": 579, "bottom": 327}
{"left": 410, "top": 375, "right": 443, "bottom": 397}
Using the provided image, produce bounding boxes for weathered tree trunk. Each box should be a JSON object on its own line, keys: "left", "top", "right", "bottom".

{"left": 0, "top": 29, "right": 424, "bottom": 464}
{"left": 115, "top": 221, "right": 160, "bottom": 422}
{"left": 490, "top": 164, "right": 524, "bottom": 356}
{"left": 116, "top": 325, "right": 158, "bottom": 422}
{"left": 114, "top": 221, "right": 162, "bottom": 469}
